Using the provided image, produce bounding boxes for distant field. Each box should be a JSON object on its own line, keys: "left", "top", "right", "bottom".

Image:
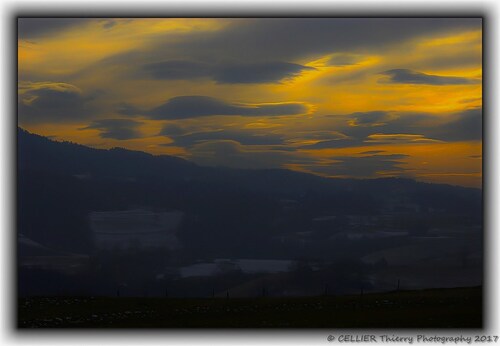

{"left": 18, "top": 286, "right": 482, "bottom": 328}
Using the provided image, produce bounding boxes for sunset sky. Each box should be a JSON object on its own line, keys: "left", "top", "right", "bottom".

{"left": 18, "top": 18, "right": 482, "bottom": 187}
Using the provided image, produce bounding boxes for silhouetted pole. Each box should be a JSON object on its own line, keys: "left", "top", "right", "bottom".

{"left": 226, "top": 290, "right": 229, "bottom": 299}
{"left": 324, "top": 284, "right": 328, "bottom": 296}
{"left": 116, "top": 288, "right": 120, "bottom": 297}
{"left": 397, "top": 279, "right": 400, "bottom": 292}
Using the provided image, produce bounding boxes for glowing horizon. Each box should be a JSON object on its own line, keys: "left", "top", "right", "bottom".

{"left": 18, "top": 18, "right": 482, "bottom": 187}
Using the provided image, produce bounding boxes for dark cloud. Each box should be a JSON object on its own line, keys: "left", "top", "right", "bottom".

{"left": 159, "top": 121, "right": 286, "bottom": 147}
{"left": 284, "top": 130, "right": 349, "bottom": 145}
{"left": 77, "top": 18, "right": 481, "bottom": 92}
{"left": 18, "top": 18, "right": 90, "bottom": 39}
{"left": 143, "top": 60, "right": 212, "bottom": 80}
{"left": 100, "top": 19, "right": 118, "bottom": 30}
{"left": 365, "top": 133, "right": 440, "bottom": 143}
{"left": 116, "top": 102, "right": 144, "bottom": 116}
{"left": 159, "top": 123, "right": 188, "bottom": 137}
{"left": 143, "top": 60, "right": 313, "bottom": 84}
{"left": 300, "top": 154, "right": 410, "bottom": 178}
{"left": 300, "top": 108, "right": 481, "bottom": 150}
{"left": 81, "top": 119, "right": 143, "bottom": 140}
{"left": 340, "top": 112, "right": 438, "bottom": 141}
{"left": 341, "top": 109, "right": 481, "bottom": 143}
{"left": 349, "top": 111, "right": 393, "bottom": 126}
{"left": 300, "top": 138, "right": 363, "bottom": 149}
{"left": 212, "top": 61, "right": 314, "bottom": 84}
{"left": 298, "top": 111, "right": 397, "bottom": 149}
{"left": 415, "top": 51, "right": 482, "bottom": 70}
{"left": 331, "top": 154, "right": 409, "bottom": 177}
{"left": 380, "top": 69, "right": 479, "bottom": 85}
{"left": 430, "top": 108, "right": 482, "bottom": 141}
{"left": 149, "top": 96, "right": 307, "bottom": 119}
{"left": 166, "top": 129, "right": 285, "bottom": 147}
{"left": 459, "top": 97, "right": 482, "bottom": 104}
{"left": 188, "top": 140, "right": 313, "bottom": 169}
{"left": 18, "top": 18, "right": 124, "bottom": 39}
{"left": 18, "top": 82, "right": 93, "bottom": 124}
{"left": 359, "top": 150, "right": 386, "bottom": 155}
{"left": 171, "top": 18, "right": 481, "bottom": 62}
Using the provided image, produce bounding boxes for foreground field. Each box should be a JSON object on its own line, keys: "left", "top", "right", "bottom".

{"left": 18, "top": 286, "right": 482, "bottom": 328}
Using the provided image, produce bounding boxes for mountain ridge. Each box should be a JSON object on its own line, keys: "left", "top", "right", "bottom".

{"left": 17, "top": 127, "right": 480, "bottom": 192}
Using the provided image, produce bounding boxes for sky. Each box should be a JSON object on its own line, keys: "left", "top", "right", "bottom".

{"left": 18, "top": 18, "right": 482, "bottom": 187}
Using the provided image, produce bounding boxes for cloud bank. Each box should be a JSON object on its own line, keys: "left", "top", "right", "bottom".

{"left": 81, "top": 119, "right": 143, "bottom": 140}
{"left": 380, "top": 69, "right": 479, "bottom": 85}
{"left": 144, "top": 60, "right": 314, "bottom": 84}
{"left": 149, "top": 96, "right": 308, "bottom": 119}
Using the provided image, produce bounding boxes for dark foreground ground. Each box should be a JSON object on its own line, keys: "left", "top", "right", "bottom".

{"left": 18, "top": 286, "right": 482, "bottom": 328}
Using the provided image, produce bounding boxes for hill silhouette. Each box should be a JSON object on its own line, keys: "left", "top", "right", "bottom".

{"left": 18, "top": 127, "right": 481, "bottom": 252}
{"left": 17, "top": 128, "right": 482, "bottom": 297}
